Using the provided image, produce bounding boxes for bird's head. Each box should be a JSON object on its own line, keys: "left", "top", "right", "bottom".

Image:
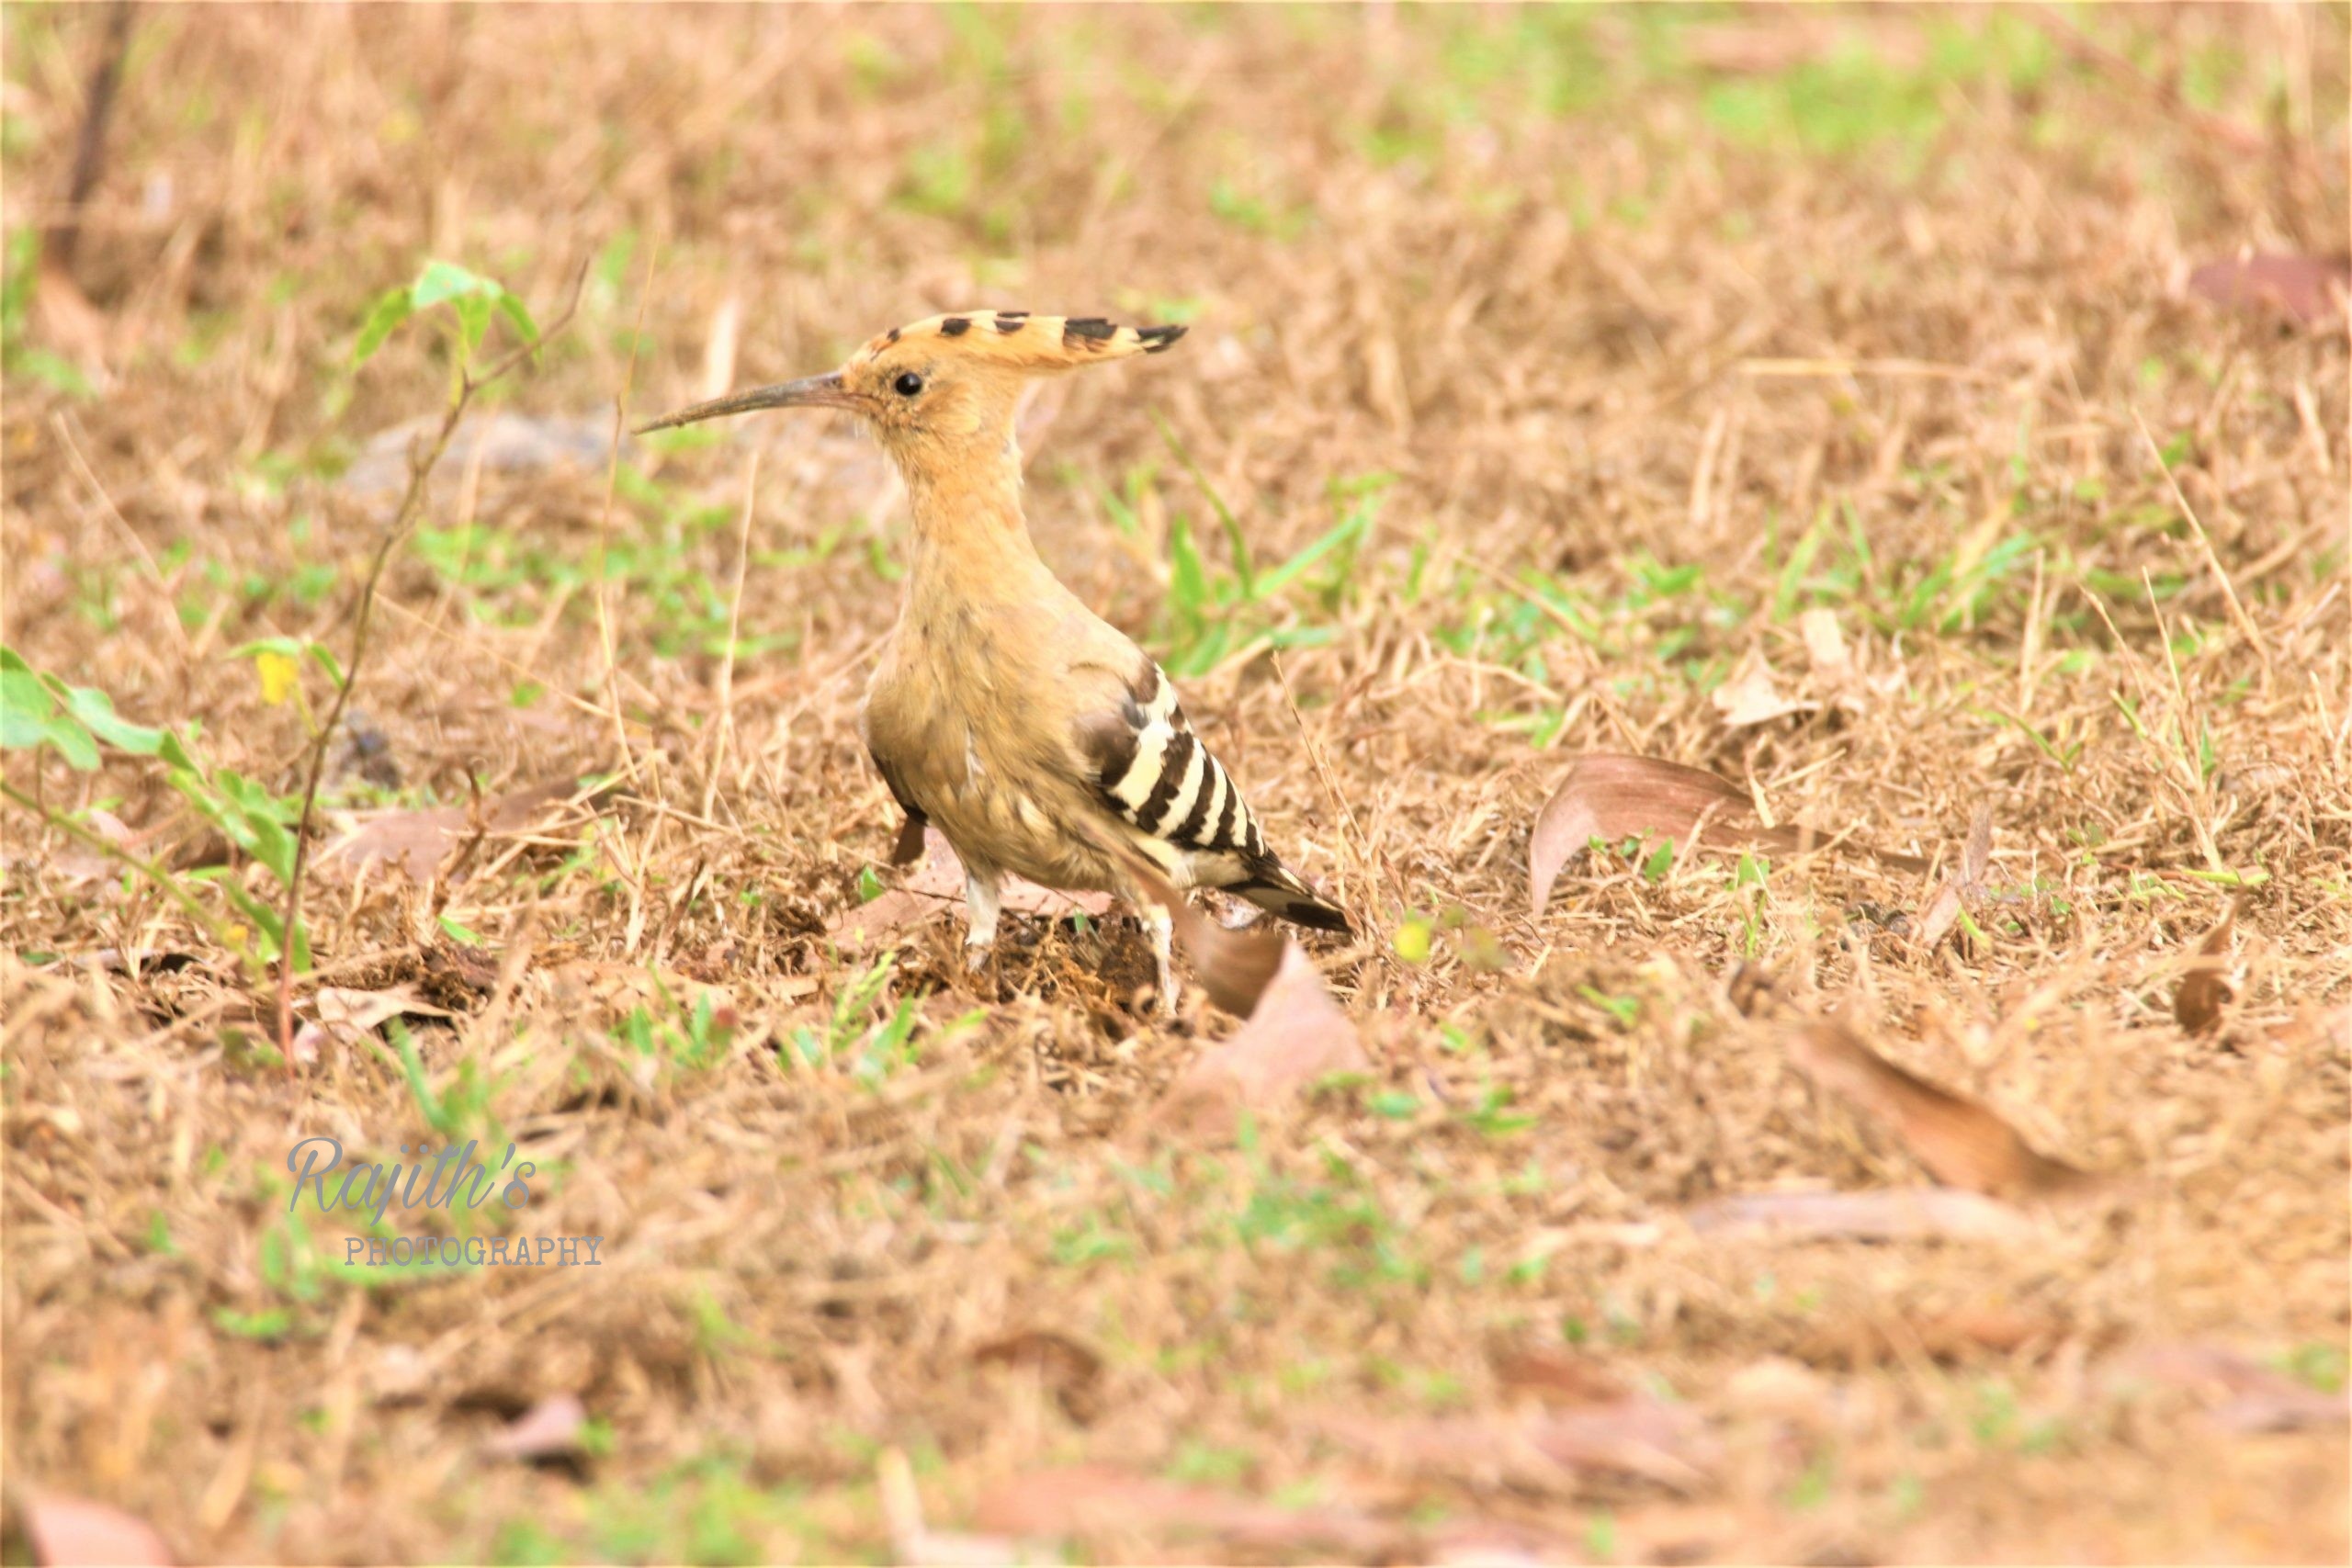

{"left": 635, "top": 311, "right": 1185, "bottom": 462}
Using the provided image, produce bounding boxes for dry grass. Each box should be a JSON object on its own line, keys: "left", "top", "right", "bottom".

{"left": 4, "top": 5, "right": 2348, "bottom": 1562}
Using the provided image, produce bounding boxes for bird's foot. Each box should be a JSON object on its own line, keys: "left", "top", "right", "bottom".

{"left": 1140, "top": 903, "right": 1179, "bottom": 1016}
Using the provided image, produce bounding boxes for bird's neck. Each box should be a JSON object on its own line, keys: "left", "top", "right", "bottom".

{"left": 897, "top": 434, "right": 1049, "bottom": 599}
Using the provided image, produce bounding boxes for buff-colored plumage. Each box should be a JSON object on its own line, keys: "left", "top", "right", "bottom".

{"left": 639, "top": 310, "right": 1348, "bottom": 1008}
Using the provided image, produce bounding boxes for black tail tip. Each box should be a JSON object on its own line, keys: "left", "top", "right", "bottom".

{"left": 1136, "top": 323, "right": 1187, "bottom": 354}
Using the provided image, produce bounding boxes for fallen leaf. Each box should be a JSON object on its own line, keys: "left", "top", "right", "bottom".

{"left": 1529, "top": 754, "right": 1924, "bottom": 914}
{"left": 1957, "top": 804, "right": 1993, "bottom": 886}
{"left": 321, "top": 777, "right": 607, "bottom": 885}
{"left": 2174, "top": 899, "right": 2239, "bottom": 1038}
{"left": 1792, "top": 1304, "right": 2065, "bottom": 1368}
{"left": 1684, "top": 1187, "right": 2038, "bottom": 1243}
{"left": 309, "top": 984, "right": 452, "bottom": 1039}
{"left": 1711, "top": 653, "right": 1817, "bottom": 728}
{"left": 1490, "top": 1345, "right": 1631, "bottom": 1408}
{"left": 22, "top": 1494, "right": 174, "bottom": 1566}
{"left": 1786, "top": 1019, "right": 2098, "bottom": 1200}
{"left": 1315, "top": 1397, "right": 1718, "bottom": 1495}
{"left": 291, "top": 983, "right": 456, "bottom": 1065}
{"left": 482, "top": 1393, "right": 587, "bottom": 1461}
{"left": 831, "top": 827, "right": 1112, "bottom": 952}
{"left": 1799, "top": 608, "right": 1851, "bottom": 680}
{"left": 2115, "top": 1342, "right": 2348, "bottom": 1433}
{"left": 971, "top": 1464, "right": 1392, "bottom": 1557}
{"left": 1916, "top": 804, "right": 1994, "bottom": 952}
{"left": 1120, "top": 850, "right": 1288, "bottom": 1015}
{"left": 2186, "top": 254, "right": 2352, "bottom": 327}
{"left": 1153, "top": 941, "right": 1367, "bottom": 1141}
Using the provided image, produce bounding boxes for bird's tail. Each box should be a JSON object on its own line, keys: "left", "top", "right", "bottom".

{"left": 1230, "top": 863, "right": 1351, "bottom": 936}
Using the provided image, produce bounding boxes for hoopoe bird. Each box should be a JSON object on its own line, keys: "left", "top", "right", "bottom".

{"left": 639, "top": 310, "right": 1351, "bottom": 1009}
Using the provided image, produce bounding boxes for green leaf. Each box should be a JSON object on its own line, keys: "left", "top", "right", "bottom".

{"left": 1153, "top": 412, "right": 1251, "bottom": 596}
{"left": 494, "top": 289, "right": 539, "bottom": 355}
{"left": 1169, "top": 515, "right": 1209, "bottom": 617}
{"left": 453, "top": 292, "right": 492, "bottom": 358}
{"left": 411, "top": 259, "right": 492, "bottom": 310}
{"left": 2, "top": 665, "right": 56, "bottom": 747}
{"left": 0, "top": 707, "right": 47, "bottom": 750}
{"left": 352, "top": 285, "right": 415, "bottom": 365}
{"left": 1255, "top": 509, "right": 1370, "bottom": 600}
{"left": 306, "top": 643, "right": 345, "bottom": 687}
{"left": 41, "top": 713, "right": 99, "bottom": 771}
{"left": 62, "top": 686, "right": 167, "bottom": 755}
{"left": 0, "top": 646, "right": 33, "bottom": 676}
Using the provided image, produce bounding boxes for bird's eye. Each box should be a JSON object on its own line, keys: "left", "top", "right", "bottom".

{"left": 893, "top": 372, "right": 924, "bottom": 398}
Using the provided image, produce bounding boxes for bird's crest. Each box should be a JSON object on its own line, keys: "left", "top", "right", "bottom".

{"left": 859, "top": 311, "right": 1184, "bottom": 375}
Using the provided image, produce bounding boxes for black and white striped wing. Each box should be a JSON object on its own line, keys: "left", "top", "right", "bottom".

{"left": 1076, "top": 660, "right": 1350, "bottom": 933}
{"left": 1091, "top": 663, "right": 1264, "bottom": 867}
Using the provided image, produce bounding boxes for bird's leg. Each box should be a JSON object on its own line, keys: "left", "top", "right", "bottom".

{"left": 1139, "top": 900, "right": 1179, "bottom": 1014}
{"left": 963, "top": 866, "right": 1003, "bottom": 972}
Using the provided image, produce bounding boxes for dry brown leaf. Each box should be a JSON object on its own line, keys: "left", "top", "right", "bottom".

{"left": 1792, "top": 1304, "right": 2066, "bottom": 1368}
{"left": 1916, "top": 804, "right": 1994, "bottom": 952}
{"left": 1490, "top": 1345, "right": 1631, "bottom": 1408}
{"left": 2116, "top": 1342, "right": 2348, "bottom": 1433}
{"left": 22, "top": 1493, "right": 175, "bottom": 1566}
{"left": 1154, "top": 941, "right": 1366, "bottom": 1140}
{"left": 482, "top": 1393, "right": 587, "bottom": 1461}
{"left": 1530, "top": 755, "right": 1791, "bottom": 913}
{"left": 292, "top": 983, "right": 456, "bottom": 1064}
{"left": 2186, "top": 254, "right": 2352, "bottom": 326}
{"left": 1530, "top": 754, "right": 1924, "bottom": 914}
{"left": 1787, "top": 1019, "right": 2098, "bottom": 1200}
{"left": 1316, "top": 1396, "right": 1718, "bottom": 1494}
{"left": 831, "top": 827, "right": 1112, "bottom": 952}
{"left": 1119, "top": 850, "right": 1288, "bottom": 1015}
{"left": 310, "top": 984, "right": 451, "bottom": 1036}
{"left": 1799, "top": 607, "right": 1851, "bottom": 680}
{"left": 970, "top": 1464, "right": 1393, "bottom": 1557}
{"left": 1958, "top": 803, "right": 1993, "bottom": 886}
{"left": 1914, "top": 880, "right": 1965, "bottom": 953}
{"left": 321, "top": 777, "right": 605, "bottom": 884}
{"left": 1711, "top": 653, "right": 1817, "bottom": 728}
{"left": 2174, "top": 900, "right": 2239, "bottom": 1038}
{"left": 1684, "top": 1186, "right": 2038, "bottom": 1243}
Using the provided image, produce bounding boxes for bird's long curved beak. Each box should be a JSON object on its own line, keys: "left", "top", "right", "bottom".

{"left": 633, "top": 371, "right": 864, "bottom": 434}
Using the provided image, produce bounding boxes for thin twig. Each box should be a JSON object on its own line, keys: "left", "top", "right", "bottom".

{"left": 275, "top": 262, "right": 588, "bottom": 1062}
